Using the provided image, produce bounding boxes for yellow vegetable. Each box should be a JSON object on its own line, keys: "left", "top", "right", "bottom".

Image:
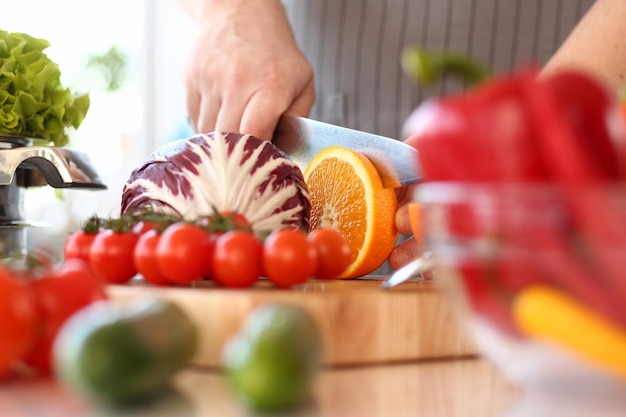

{"left": 513, "top": 285, "right": 626, "bottom": 378}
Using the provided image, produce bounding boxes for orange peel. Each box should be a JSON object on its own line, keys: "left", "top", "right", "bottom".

{"left": 303, "top": 146, "right": 398, "bottom": 278}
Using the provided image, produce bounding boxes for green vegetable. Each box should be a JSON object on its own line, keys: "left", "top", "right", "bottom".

{"left": 222, "top": 303, "right": 323, "bottom": 413}
{"left": 53, "top": 298, "right": 197, "bottom": 405}
{"left": 401, "top": 47, "right": 489, "bottom": 87}
{"left": 0, "top": 29, "right": 90, "bottom": 146}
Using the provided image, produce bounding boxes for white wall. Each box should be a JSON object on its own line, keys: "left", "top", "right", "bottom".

{"left": 149, "top": 0, "right": 199, "bottom": 150}
{"left": 0, "top": 0, "right": 201, "bottom": 259}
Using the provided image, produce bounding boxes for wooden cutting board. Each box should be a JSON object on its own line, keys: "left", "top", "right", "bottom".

{"left": 107, "top": 277, "right": 477, "bottom": 369}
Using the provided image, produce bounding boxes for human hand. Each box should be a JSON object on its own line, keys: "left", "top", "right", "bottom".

{"left": 387, "top": 185, "right": 426, "bottom": 271}
{"left": 183, "top": 0, "right": 315, "bottom": 140}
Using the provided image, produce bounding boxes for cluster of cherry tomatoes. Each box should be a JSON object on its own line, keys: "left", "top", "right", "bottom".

{"left": 0, "top": 259, "right": 108, "bottom": 380}
{"left": 64, "top": 211, "right": 355, "bottom": 288}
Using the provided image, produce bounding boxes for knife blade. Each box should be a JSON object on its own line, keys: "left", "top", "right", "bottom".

{"left": 272, "top": 115, "right": 421, "bottom": 188}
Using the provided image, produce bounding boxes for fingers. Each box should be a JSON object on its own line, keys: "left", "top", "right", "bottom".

{"left": 388, "top": 237, "right": 424, "bottom": 270}
{"left": 240, "top": 81, "right": 315, "bottom": 140}
{"left": 214, "top": 98, "right": 247, "bottom": 136}
{"left": 395, "top": 203, "right": 412, "bottom": 235}
{"left": 388, "top": 237, "right": 433, "bottom": 280}
{"left": 283, "top": 77, "right": 316, "bottom": 117}
{"left": 239, "top": 88, "right": 289, "bottom": 140}
{"left": 185, "top": 73, "right": 222, "bottom": 134}
{"left": 189, "top": 80, "right": 315, "bottom": 141}
{"left": 185, "top": 87, "right": 201, "bottom": 133}
{"left": 183, "top": 38, "right": 315, "bottom": 139}
{"left": 197, "top": 97, "right": 222, "bottom": 134}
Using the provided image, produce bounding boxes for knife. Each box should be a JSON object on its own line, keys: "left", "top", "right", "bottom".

{"left": 272, "top": 115, "right": 421, "bottom": 188}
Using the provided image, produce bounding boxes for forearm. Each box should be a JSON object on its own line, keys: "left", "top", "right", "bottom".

{"left": 177, "top": 0, "right": 286, "bottom": 23}
{"left": 541, "top": 0, "right": 626, "bottom": 96}
{"left": 177, "top": 0, "right": 294, "bottom": 49}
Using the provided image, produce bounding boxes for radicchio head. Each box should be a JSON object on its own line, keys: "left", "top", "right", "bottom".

{"left": 121, "top": 132, "right": 310, "bottom": 232}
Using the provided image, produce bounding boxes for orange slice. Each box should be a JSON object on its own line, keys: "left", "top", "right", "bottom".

{"left": 303, "top": 146, "right": 398, "bottom": 278}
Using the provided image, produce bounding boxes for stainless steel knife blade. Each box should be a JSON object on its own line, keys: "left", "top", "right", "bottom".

{"left": 272, "top": 115, "right": 422, "bottom": 187}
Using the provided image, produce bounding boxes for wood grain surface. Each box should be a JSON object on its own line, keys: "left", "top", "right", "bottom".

{"left": 0, "top": 358, "right": 524, "bottom": 417}
{"left": 107, "top": 278, "right": 478, "bottom": 368}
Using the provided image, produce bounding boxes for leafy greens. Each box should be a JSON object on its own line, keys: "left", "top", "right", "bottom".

{"left": 0, "top": 29, "right": 89, "bottom": 147}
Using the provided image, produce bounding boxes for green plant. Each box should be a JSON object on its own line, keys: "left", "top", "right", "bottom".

{"left": 0, "top": 29, "right": 90, "bottom": 146}
{"left": 85, "top": 45, "right": 129, "bottom": 93}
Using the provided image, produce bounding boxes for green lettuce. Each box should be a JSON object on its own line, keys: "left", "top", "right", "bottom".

{"left": 0, "top": 29, "right": 89, "bottom": 147}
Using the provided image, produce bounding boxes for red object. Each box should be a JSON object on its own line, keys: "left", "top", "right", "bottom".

{"left": 212, "top": 231, "right": 262, "bottom": 288}
{"left": 89, "top": 230, "right": 140, "bottom": 284}
{"left": 156, "top": 222, "right": 214, "bottom": 284}
{"left": 200, "top": 211, "right": 252, "bottom": 233}
{"left": 456, "top": 263, "right": 520, "bottom": 336}
{"left": 133, "top": 229, "right": 170, "bottom": 285}
{"left": 63, "top": 216, "right": 102, "bottom": 262}
{"left": 0, "top": 267, "right": 37, "bottom": 378}
{"left": 263, "top": 228, "right": 318, "bottom": 287}
{"left": 404, "top": 72, "right": 549, "bottom": 183}
{"left": 404, "top": 69, "right": 626, "bottom": 331}
{"left": 521, "top": 76, "right": 626, "bottom": 322}
{"left": 63, "top": 231, "right": 97, "bottom": 262}
{"left": 541, "top": 71, "right": 625, "bottom": 180}
{"left": 23, "top": 259, "right": 108, "bottom": 375}
{"left": 307, "top": 228, "right": 354, "bottom": 279}
{"left": 405, "top": 70, "right": 625, "bottom": 183}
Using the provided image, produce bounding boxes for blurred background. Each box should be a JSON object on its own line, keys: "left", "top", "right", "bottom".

{"left": 3, "top": 0, "right": 196, "bottom": 254}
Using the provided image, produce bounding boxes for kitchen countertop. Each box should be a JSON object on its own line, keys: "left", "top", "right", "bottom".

{"left": 1, "top": 357, "right": 519, "bottom": 417}
{"left": 3, "top": 356, "right": 625, "bottom": 416}
{"left": 3, "top": 279, "right": 624, "bottom": 416}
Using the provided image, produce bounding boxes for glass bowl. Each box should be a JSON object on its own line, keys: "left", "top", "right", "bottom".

{"left": 416, "top": 182, "right": 626, "bottom": 397}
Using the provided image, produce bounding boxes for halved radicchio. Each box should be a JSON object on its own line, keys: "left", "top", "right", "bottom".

{"left": 120, "top": 132, "right": 310, "bottom": 231}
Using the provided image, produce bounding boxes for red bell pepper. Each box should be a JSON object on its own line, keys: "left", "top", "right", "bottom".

{"left": 542, "top": 71, "right": 626, "bottom": 180}
{"left": 521, "top": 76, "right": 626, "bottom": 321}
{"left": 405, "top": 69, "right": 626, "bottom": 334}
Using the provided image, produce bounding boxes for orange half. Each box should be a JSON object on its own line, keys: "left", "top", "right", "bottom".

{"left": 303, "top": 146, "right": 398, "bottom": 278}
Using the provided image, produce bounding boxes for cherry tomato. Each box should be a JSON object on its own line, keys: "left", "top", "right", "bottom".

{"left": 129, "top": 212, "right": 178, "bottom": 235}
{"left": 23, "top": 259, "right": 108, "bottom": 375}
{"left": 156, "top": 222, "right": 214, "bottom": 284}
{"left": 213, "top": 231, "right": 262, "bottom": 288}
{"left": 89, "top": 230, "right": 140, "bottom": 284}
{"left": 132, "top": 220, "right": 158, "bottom": 235}
{"left": 200, "top": 210, "right": 252, "bottom": 233}
{"left": 133, "top": 229, "right": 169, "bottom": 285}
{"left": 63, "top": 230, "right": 97, "bottom": 262}
{"left": 222, "top": 211, "right": 251, "bottom": 231}
{"left": 0, "top": 267, "right": 37, "bottom": 379}
{"left": 307, "top": 228, "right": 355, "bottom": 279}
{"left": 131, "top": 217, "right": 174, "bottom": 235}
{"left": 263, "top": 228, "right": 318, "bottom": 287}
{"left": 63, "top": 216, "right": 102, "bottom": 262}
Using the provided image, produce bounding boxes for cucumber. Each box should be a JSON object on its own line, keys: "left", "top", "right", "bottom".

{"left": 53, "top": 297, "right": 197, "bottom": 405}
